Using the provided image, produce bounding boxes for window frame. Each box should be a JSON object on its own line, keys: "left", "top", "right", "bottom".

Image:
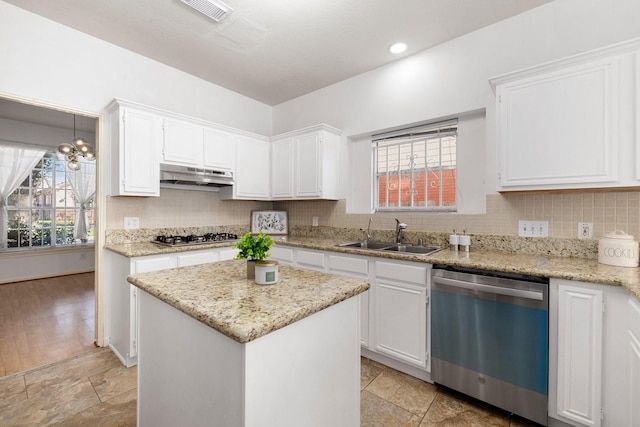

{"left": 373, "top": 120, "right": 457, "bottom": 212}
{"left": 5, "top": 151, "right": 95, "bottom": 250}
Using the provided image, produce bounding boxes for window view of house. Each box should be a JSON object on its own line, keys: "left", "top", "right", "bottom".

{"left": 374, "top": 121, "right": 457, "bottom": 211}
{"left": 2, "top": 149, "right": 95, "bottom": 250}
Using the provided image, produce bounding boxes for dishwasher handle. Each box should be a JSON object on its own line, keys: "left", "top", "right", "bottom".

{"left": 433, "top": 276, "right": 544, "bottom": 301}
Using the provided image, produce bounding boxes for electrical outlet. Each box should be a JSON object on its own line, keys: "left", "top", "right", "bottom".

{"left": 518, "top": 220, "right": 549, "bottom": 237}
{"left": 578, "top": 222, "right": 593, "bottom": 239}
{"left": 124, "top": 217, "right": 139, "bottom": 230}
{"left": 312, "top": 216, "right": 319, "bottom": 227}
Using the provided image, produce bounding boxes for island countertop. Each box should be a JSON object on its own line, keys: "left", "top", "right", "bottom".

{"left": 127, "top": 260, "right": 370, "bottom": 343}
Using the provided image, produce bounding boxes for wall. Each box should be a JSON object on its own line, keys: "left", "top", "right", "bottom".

{"left": 272, "top": 0, "right": 640, "bottom": 238}
{"left": 0, "top": 1, "right": 273, "bottom": 288}
{"left": 0, "top": 247, "right": 94, "bottom": 284}
{"left": 0, "top": 117, "right": 95, "bottom": 149}
{"left": 0, "top": 2, "right": 272, "bottom": 135}
{"left": 107, "top": 189, "right": 272, "bottom": 231}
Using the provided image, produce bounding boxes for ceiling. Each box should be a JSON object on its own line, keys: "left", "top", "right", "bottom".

{"left": 4, "top": 0, "right": 553, "bottom": 106}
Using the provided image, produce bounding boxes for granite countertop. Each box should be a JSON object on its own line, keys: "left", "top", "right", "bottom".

{"left": 107, "top": 235, "right": 640, "bottom": 300}
{"left": 276, "top": 237, "right": 640, "bottom": 300}
{"left": 104, "top": 240, "right": 238, "bottom": 257}
{"left": 127, "top": 260, "right": 370, "bottom": 343}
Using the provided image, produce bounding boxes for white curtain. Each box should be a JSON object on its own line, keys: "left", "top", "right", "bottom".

{"left": 64, "top": 156, "right": 96, "bottom": 241}
{"left": 0, "top": 145, "right": 47, "bottom": 249}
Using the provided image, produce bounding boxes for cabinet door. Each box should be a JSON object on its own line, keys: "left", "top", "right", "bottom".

{"left": 629, "top": 297, "right": 640, "bottom": 426}
{"left": 271, "top": 137, "right": 294, "bottom": 199}
{"left": 359, "top": 291, "right": 370, "bottom": 348}
{"left": 374, "top": 278, "right": 427, "bottom": 368}
{"left": 162, "top": 118, "right": 202, "bottom": 166}
{"left": 130, "top": 255, "right": 177, "bottom": 360}
{"left": 295, "top": 132, "right": 322, "bottom": 197}
{"left": 494, "top": 56, "right": 620, "bottom": 191}
{"left": 228, "top": 136, "right": 270, "bottom": 199}
{"left": 555, "top": 283, "right": 603, "bottom": 427}
{"left": 203, "top": 127, "right": 234, "bottom": 170}
{"left": 121, "top": 108, "right": 161, "bottom": 196}
{"left": 374, "top": 261, "right": 428, "bottom": 368}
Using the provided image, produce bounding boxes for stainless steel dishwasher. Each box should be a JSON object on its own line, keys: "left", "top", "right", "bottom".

{"left": 431, "top": 265, "right": 549, "bottom": 426}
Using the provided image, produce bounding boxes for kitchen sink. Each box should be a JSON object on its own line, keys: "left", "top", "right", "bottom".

{"left": 337, "top": 241, "right": 395, "bottom": 250}
{"left": 337, "top": 241, "right": 442, "bottom": 256}
{"left": 381, "top": 245, "right": 442, "bottom": 255}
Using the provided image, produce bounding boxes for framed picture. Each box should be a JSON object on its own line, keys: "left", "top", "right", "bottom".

{"left": 251, "top": 211, "right": 288, "bottom": 235}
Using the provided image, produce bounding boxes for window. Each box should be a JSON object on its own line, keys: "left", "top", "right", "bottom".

{"left": 5, "top": 152, "right": 94, "bottom": 249}
{"left": 373, "top": 120, "right": 457, "bottom": 211}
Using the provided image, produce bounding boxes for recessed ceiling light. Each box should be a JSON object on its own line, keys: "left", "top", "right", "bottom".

{"left": 389, "top": 42, "right": 407, "bottom": 54}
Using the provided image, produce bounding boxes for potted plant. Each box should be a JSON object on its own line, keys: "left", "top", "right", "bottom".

{"left": 234, "top": 231, "right": 274, "bottom": 279}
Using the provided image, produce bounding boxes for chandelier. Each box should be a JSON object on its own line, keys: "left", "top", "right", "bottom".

{"left": 57, "top": 115, "right": 95, "bottom": 171}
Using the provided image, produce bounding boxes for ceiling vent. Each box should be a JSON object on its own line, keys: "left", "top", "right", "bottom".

{"left": 181, "top": 0, "right": 233, "bottom": 22}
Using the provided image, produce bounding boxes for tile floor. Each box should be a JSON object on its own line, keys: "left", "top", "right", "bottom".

{"left": 0, "top": 348, "right": 540, "bottom": 426}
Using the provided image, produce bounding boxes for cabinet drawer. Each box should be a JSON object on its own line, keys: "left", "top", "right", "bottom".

{"left": 270, "top": 246, "right": 294, "bottom": 264}
{"left": 329, "top": 255, "right": 368, "bottom": 278}
{"left": 218, "top": 248, "right": 239, "bottom": 261}
{"left": 375, "top": 261, "right": 427, "bottom": 285}
{"left": 133, "top": 255, "right": 177, "bottom": 274}
{"left": 177, "top": 250, "right": 218, "bottom": 267}
{"left": 296, "top": 250, "right": 325, "bottom": 269}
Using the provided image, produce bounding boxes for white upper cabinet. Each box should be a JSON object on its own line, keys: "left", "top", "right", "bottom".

{"left": 220, "top": 135, "right": 271, "bottom": 200}
{"left": 271, "top": 137, "right": 294, "bottom": 198}
{"left": 162, "top": 117, "right": 203, "bottom": 167}
{"left": 271, "top": 124, "right": 342, "bottom": 200}
{"left": 163, "top": 118, "right": 235, "bottom": 171}
{"left": 491, "top": 40, "right": 640, "bottom": 192}
{"left": 203, "top": 127, "right": 234, "bottom": 170}
{"left": 107, "top": 100, "right": 161, "bottom": 197}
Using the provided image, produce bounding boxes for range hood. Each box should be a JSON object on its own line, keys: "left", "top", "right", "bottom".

{"left": 160, "top": 164, "right": 234, "bottom": 191}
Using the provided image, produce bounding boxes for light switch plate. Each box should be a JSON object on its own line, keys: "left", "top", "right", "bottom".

{"left": 312, "top": 216, "right": 319, "bottom": 227}
{"left": 124, "top": 217, "right": 140, "bottom": 230}
{"left": 518, "top": 220, "right": 549, "bottom": 237}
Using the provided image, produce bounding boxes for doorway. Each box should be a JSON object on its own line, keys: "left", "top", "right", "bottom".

{"left": 0, "top": 97, "right": 102, "bottom": 377}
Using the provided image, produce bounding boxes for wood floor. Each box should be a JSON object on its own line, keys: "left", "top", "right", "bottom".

{"left": 0, "top": 273, "right": 95, "bottom": 378}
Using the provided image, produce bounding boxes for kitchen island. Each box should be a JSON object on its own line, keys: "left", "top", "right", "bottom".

{"left": 127, "top": 260, "right": 369, "bottom": 427}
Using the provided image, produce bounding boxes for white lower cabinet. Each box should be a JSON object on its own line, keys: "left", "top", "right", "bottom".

{"left": 106, "top": 253, "right": 177, "bottom": 367}
{"left": 328, "top": 254, "right": 370, "bottom": 348}
{"left": 373, "top": 261, "right": 429, "bottom": 369}
{"left": 106, "top": 247, "right": 235, "bottom": 367}
{"left": 270, "top": 245, "right": 430, "bottom": 377}
{"left": 550, "top": 281, "right": 603, "bottom": 427}
{"left": 628, "top": 297, "right": 640, "bottom": 427}
{"left": 549, "top": 279, "right": 632, "bottom": 427}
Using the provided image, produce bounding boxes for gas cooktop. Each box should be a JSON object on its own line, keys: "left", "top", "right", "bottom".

{"left": 152, "top": 233, "right": 238, "bottom": 247}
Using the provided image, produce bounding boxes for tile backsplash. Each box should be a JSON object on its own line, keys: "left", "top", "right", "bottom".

{"left": 276, "top": 192, "right": 640, "bottom": 240}
{"left": 107, "top": 188, "right": 640, "bottom": 241}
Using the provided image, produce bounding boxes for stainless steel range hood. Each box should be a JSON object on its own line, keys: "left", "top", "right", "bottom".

{"left": 160, "top": 164, "right": 234, "bottom": 191}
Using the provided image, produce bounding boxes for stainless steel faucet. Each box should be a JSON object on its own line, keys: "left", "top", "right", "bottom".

{"left": 366, "top": 217, "right": 373, "bottom": 242}
{"left": 395, "top": 219, "right": 407, "bottom": 244}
